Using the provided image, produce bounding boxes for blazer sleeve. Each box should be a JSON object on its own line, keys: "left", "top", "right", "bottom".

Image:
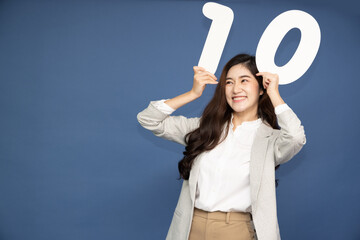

{"left": 137, "top": 101, "right": 200, "bottom": 146}
{"left": 273, "top": 108, "right": 306, "bottom": 166}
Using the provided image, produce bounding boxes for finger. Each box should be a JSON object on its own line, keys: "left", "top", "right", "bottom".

{"left": 198, "top": 71, "right": 217, "bottom": 81}
{"left": 198, "top": 66, "right": 206, "bottom": 71}
{"left": 193, "top": 66, "right": 201, "bottom": 74}
{"left": 199, "top": 76, "right": 218, "bottom": 83}
{"left": 200, "top": 77, "right": 218, "bottom": 83}
{"left": 193, "top": 66, "right": 206, "bottom": 73}
{"left": 209, "top": 72, "right": 217, "bottom": 80}
{"left": 203, "top": 80, "right": 218, "bottom": 85}
{"left": 263, "top": 80, "right": 268, "bottom": 88}
{"left": 256, "top": 72, "right": 267, "bottom": 76}
{"left": 205, "top": 71, "right": 217, "bottom": 80}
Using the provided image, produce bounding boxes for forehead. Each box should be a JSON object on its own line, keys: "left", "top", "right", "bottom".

{"left": 226, "top": 64, "right": 253, "bottom": 78}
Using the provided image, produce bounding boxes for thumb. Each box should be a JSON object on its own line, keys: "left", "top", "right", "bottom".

{"left": 193, "top": 66, "right": 206, "bottom": 74}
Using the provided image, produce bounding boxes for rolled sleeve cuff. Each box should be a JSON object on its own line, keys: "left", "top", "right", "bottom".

{"left": 275, "top": 103, "right": 291, "bottom": 115}
{"left": 152, "top": 99, "right": 176, "bottom": 115}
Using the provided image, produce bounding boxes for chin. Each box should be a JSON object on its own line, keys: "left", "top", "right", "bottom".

{"left": 233, "top": 109, "right": 247, "bottom": 113}
{"left": 230, "top": 106, "right": 247, "bottom": 113}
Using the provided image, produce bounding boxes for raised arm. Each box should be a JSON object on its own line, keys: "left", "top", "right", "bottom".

{"left": 256, "top": 71, "right": 306, "bottom": 166}
{"left": 272, "top": 107, "right": 306, "bottom": 166}
{"left": 137, "top": 66, "right": 218, "bottom": 145}
{"left": 164, "top": 66, "right": 218, "bottom": 109}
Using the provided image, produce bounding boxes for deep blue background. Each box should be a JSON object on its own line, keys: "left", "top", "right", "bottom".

{"left": 0, "top": 0, "right": 359, "bottom": 239}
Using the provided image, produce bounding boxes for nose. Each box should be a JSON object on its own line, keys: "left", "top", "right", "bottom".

{"left": 233, "top": 81, "right": 243, "bottom": 93}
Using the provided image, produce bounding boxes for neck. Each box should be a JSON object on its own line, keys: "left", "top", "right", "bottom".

{"left": 232, "top": 111, "right": 259, "bottom": 130}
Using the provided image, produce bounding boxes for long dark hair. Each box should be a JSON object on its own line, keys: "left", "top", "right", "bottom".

{"left": 178, "top": 53, "right": 281, "bottom": 186}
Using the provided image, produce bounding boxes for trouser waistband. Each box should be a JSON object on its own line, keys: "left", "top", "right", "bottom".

{"left": 193, "top": 207, "right": 252, "bottom": 224}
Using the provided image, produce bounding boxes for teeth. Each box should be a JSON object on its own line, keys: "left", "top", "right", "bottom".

{"left": 233, "top": 97, "right": 246, "bottom": 100}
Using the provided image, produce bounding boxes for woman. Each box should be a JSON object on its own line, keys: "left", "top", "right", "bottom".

{"left": 137, "top": 54, "right": 306, "bottom": 240}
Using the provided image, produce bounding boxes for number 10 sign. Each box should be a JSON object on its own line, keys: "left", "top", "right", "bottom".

{"left": 198, "top": 2, "right": 321, "bottom": 84}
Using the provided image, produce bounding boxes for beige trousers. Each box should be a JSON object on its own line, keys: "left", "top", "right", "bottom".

{"left": 188, "top": 207, "right": 256, "bottom": 240}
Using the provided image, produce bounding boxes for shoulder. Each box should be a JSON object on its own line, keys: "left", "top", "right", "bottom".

{"left": 258, "top": 120, "right": 278, "bottom": 137}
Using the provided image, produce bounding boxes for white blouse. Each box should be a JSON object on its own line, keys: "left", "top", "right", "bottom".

{"left": 153, "top": 99, "right": 290, "bottom": 213}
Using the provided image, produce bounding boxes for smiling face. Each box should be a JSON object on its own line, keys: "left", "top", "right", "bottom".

{"left": 225, "top": 64, "right": 263, "bottom": 120}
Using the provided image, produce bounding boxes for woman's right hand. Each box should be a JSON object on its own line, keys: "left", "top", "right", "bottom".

{"left": 163, "top": 66, "right": 218, "bottom": 110}
{"left": 190, "top": 66, "right": 218, "bottom": 98}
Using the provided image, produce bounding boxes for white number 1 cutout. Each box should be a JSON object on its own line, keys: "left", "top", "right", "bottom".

{"left": 198, "top": 2, "right": 234, "bottom": 74}
{"left": 198, "top": 3, "right": 321, "bottom": 84}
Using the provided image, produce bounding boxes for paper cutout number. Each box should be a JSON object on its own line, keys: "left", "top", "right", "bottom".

{"left": 198, "top": 2, "right": 234, "bottom": 74}
{"left": 198, "top": 3, "right": 321, "bottom": 84}
{"left": 256, "top": 10, "right": 321, "bottom": 84}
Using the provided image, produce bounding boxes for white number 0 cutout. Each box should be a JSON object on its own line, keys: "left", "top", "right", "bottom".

{"left": 198, "top": 2, "right": 321, "bottom": 85}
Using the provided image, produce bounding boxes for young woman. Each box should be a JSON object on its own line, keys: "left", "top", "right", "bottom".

{"left": 137, "top": 54, "right": 306, "bottom": 240}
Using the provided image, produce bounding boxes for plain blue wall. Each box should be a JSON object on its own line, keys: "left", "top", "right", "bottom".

{"left": 0, "top": 0, "right": 359, "bottom": 239}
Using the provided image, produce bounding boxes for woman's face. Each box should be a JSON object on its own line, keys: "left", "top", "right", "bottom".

{"left": 225, "top": 64, "right": 263, "bottom": 117}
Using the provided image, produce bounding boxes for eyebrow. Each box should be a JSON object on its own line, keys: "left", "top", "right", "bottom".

{"left": 225, "top": 75, "right": 252, "bottom": 80}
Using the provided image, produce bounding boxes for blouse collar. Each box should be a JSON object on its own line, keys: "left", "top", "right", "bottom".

{"left": 230, "top": 113, "right": 262, "bottom": 130}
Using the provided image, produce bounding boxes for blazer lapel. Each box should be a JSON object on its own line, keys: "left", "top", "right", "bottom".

{"left": 250, "top": 122, "right": 274, "bottom": 212}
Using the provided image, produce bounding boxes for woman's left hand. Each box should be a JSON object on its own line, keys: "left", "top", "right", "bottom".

{"left": 255, "top": 72, "right": 279, "bottom": 96}
{"left": 256, "top": 72, "right": 285, "bottom": 107}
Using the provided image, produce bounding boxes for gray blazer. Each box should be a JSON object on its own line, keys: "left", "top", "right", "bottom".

{"left": 137, "top": 101, "right": 306, "bottom": 240}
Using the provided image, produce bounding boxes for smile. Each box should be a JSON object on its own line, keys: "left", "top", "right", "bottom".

{"left": 232, "top": 96, "right": 247, "bottom": 102}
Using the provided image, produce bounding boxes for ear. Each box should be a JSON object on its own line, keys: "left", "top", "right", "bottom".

{"left": 260, "top": 89, "right": 264, "bottom": 95}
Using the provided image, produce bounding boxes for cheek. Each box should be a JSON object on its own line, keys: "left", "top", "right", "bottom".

{"left": 225, "top": 86, "right": 232, "bottom": 97}
{"left": 249, "top": 85, "right": 260, "bottom": 96}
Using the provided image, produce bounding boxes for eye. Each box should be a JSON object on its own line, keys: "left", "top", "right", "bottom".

{"left": 226, "top": 81, "right": 233, "bottom": 84}
{"left": 241, "top": 79, "right": 248, "bottom": 83}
